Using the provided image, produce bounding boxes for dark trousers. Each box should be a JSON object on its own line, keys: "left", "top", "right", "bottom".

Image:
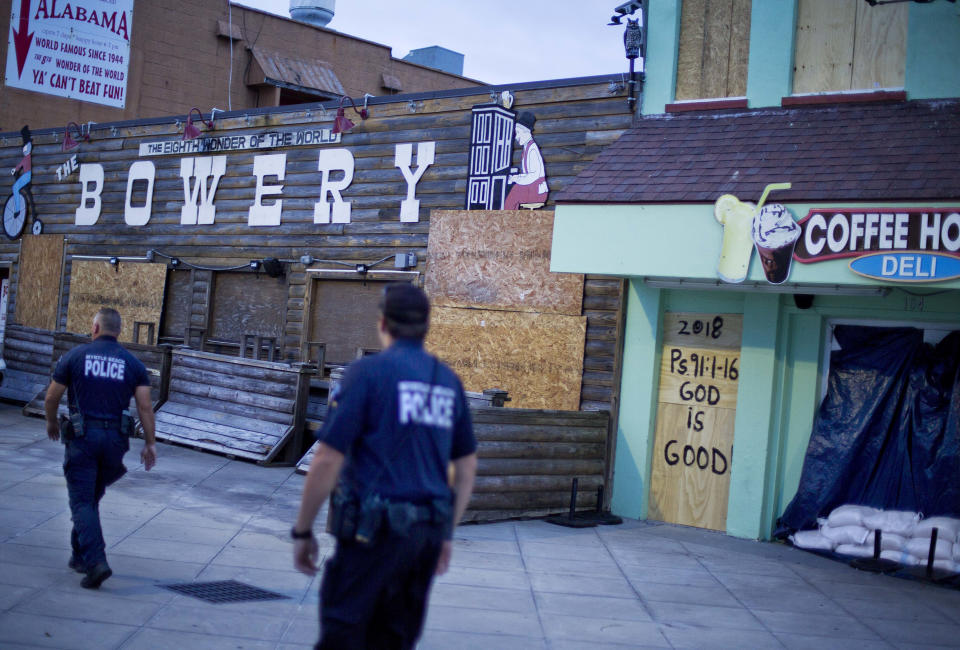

{"left": 317, "top": 521, "right": 444, "bottom": 650}
{"left": 63, "top": 423, "right": 129, "bottom": 568}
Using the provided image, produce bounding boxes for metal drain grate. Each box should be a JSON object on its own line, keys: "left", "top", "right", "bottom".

{"left": 161, "top": 580, "right": 290, "bottom": 604}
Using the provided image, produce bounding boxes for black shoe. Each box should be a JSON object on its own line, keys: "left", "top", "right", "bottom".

{"left": 81, "top": 562, "right": 112, "bottom": 589}
{"left": 68, "top": 556, "right": 86, "bottom": 573}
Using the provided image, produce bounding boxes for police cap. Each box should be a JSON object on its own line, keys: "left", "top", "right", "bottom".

{"left": 380, "top": 283, "right": 430, "bottom": 325}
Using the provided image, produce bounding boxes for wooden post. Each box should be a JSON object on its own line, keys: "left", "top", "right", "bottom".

{"left": 157, "top": 344, "right": 173, "bottom": 406}
{"left": 284, "top": 363, "right": 316, "bottom": 464}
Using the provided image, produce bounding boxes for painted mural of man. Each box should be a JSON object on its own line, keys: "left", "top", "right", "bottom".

{"left": 10, "top": 126, "right": 32, "bottom": 213}
{"left": 504, "top": 112, "right": 548, "bottom": 209}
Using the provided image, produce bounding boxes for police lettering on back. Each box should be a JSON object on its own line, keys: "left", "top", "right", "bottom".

{"left": 84, "top": 354, "right": 126, "bottom": 381}
{"left": 398, "top": 381, "right": 454, "bottom": 429}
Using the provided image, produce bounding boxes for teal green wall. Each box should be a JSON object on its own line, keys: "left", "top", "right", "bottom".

{"left": 906, "top": 2, "right": 960, "bottom": 100}
{"left": 555, "top": 203, "right": 960, "bottom": 539}
{"left": 745, "top": 0, "right": 796, "bottom": 108}
{"left": 611, "top": 281, "right": 662, "bottom": 519}
{"left": 726, "top": 293, "right": 781, "bottom": 538}
{"left": 640, "top": 0, "right": 960, "bottom": 114}
{"left": 612, "top": 285, "right": 960, "bottom": 540}
{"left": 552, "top": 203, "right": 960, "bottom": 290}
{"left": 641, "top": 0, "right": 681, "bottom": 114}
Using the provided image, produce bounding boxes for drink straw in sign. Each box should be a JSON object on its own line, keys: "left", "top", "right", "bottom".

{"left": 755, "top": 182, "right": 792, "bottom": 214}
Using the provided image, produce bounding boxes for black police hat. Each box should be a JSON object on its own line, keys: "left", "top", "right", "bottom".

{"left": 380, "top": 283, "right": 430, "bottom": 325}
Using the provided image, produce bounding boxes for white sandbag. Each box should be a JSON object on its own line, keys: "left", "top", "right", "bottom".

{"left": 790, "top": 530, "right": 836, "bottom": 551}
{"left": 827, "top": 504, "right": 881, "bottom": 528}
{"left": 880, "top": 550, "right": 920, "bottom": 566}
{"left": 820, "top": 524, "right": 870, "bottom": 546}
{"left": 878, "top": 532, "right": 907, "bottom": 552}
{"left": 931, "top": 559, "right": 958, "bottom": 573}
{"left": 862, "top": 510, "right": 921, "bottom": 537}
{"left": 913, "top": 517, "right": 960, "bottom": 541}
{"left": 835, "top": 543, "right": 874, "bottom": 558}
{"left": 905, "top": 536, "right": 954, "bottom": 560}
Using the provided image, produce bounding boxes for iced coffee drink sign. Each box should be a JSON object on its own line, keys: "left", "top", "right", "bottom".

{"left": 713, "top": 183, "right": 795, "bottom": 284}
{"left": 649, "top": 312, "right": 743, "bottom": 532}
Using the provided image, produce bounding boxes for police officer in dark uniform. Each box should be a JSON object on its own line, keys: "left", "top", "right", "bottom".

{"left": 293, "top": 283, "right": 477, "bottom": 650}
{"left": 44, "top": 307, "right": 157, "bottom": 589}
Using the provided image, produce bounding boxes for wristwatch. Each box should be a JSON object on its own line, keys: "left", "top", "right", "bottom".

{"left": 290, "top": 527, "right": 314, "bottom": 540}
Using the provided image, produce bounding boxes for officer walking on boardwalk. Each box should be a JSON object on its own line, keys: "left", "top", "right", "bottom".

{"left": 293, "top": 283, "right": 478, "bottom": 650}
{"left": 44, "top": 307, "right": 157, "bottom": 589}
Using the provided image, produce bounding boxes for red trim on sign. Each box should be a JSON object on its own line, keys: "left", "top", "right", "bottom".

{"left": 665, "top": 98, "right": 749, "bottom": 113}
{"left": 781, "top": 90, "right": 906, "bottom": 107}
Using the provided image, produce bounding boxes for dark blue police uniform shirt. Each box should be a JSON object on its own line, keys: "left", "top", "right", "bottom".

{"left": 52, "top": 336, "right": 150, "bottom": 420}
{"left": 320, "top": 338, "right": 476, "bottom": 503}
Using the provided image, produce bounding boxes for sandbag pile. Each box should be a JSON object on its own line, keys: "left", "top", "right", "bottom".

{"left": 788, "top": 505, "right": 960, "bottom": 572}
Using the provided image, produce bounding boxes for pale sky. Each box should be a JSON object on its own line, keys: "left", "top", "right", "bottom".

{"left": 232, "top": 0, "right": 637, "bottom": 85}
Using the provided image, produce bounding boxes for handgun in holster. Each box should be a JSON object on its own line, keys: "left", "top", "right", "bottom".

{"left": 58, "top": 411, "right": 85, "bottom": 441}
{"left": 120, "top": 411, "right": 135, "bottom": 437}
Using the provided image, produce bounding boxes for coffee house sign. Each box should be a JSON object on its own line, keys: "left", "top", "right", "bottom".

{"left": 794, "top": 209, "right": 960, "bottom": 282}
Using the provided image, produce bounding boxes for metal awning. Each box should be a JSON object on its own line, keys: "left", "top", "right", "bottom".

{"left": 247, "top": 47, "right": 345, "bottom": 99}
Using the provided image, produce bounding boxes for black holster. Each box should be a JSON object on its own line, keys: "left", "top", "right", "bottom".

{"left": 58, "top": 412, "right": 85, "bottom": 441}
{"left": 120, "top": 412, "right": 135, "bottom": 437}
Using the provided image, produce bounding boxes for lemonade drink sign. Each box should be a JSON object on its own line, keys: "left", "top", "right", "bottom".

{"left": 714, "top": 183, "right": 793, "bottom": 284}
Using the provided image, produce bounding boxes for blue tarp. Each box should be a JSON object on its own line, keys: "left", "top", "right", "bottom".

{"left": 778, "top": 325, "right": 960, "bottom": 534}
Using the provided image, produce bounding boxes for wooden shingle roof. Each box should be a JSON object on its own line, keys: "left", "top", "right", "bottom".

{"left": 557, "top": 99, "right": 960, "bottom": 204}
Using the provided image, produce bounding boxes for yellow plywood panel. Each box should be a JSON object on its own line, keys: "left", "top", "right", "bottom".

{"left": 675, "top": 0, "right": 707, "bottom": 101}
{"left": 701, "top": 0, "right": 734, "bottom": 99}
{"left": 657, "top": 346, "right": 740, "bottom": 410}
{"left": 852, "top": 1, "right": 906, "bottom": 90}
{"left": 426, "top": 306, "right": 586, "bottom": 411}
{"left": 662, "top": 313, "right": 743, "bottom": 350}
{"left": 649, "top": 403, "right": 735, "bottom": 531}
{"left": 793, "top": 0, "right": 856, "bottom": 94}
{"left": 727, "top": 0, "right": 752, "bottom": 97}
{"left": 66, "top": 261, "right": 167, "bottom": 343}
{"left": 425, "top": 210, "right": 584, "bottom": 316}
{"left": 15, "top": 234, "right": 64, "bottom": 331}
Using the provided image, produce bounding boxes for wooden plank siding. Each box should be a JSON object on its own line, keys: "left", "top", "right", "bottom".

{"left": 154, "top": 348, "right": 313, "bottom": 463}
{"left": 297, "top": 403, "right": 610, "bottom": 522}
{"left": 0, "top": 325, "right": 53, "bottom": 404}
{"left": 22, "top": 332, "right": 171, "bottom": 418}
{"left": 0, "top": 80, "right": 628, "bottom": 421}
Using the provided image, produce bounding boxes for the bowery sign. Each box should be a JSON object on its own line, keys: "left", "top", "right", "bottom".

{"left": 793, "top": 208, "right": 960, "bottom": 282}
{"left": 73, "top": 141, "right": 436, "bottom": 226}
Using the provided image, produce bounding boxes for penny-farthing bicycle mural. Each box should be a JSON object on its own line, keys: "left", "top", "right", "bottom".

{"left": 3, "top": 126, "right": 41, "bottom": 240}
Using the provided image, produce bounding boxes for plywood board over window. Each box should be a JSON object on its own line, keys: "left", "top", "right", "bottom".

{"left": 15, "top": 234, "right": 64, "bottom": 331}
{"left": 66, "top": 261, "right": 167, "bottom": 343}
{"left": 793, "top": 0, "right": 906, "bottom": 94}
{"left": 675, "top": 0, "right": 751, "bottom": 101}
{"left": 649, "top": 313, "right": 743, "bottom": 532}
{"left": 160, "top": 269, "right": 192, "bottom": 342}
{"left": 209, "top": 271, "right": 287, "bottom": 343}
{"left": 427, "top": 306, "right": 586, "bottom": 411}
{"left": 307, "top": 278, "right": 391, "bottom": 366}
{"left": 425, "top": 210, "right": 584, "bottom": 316}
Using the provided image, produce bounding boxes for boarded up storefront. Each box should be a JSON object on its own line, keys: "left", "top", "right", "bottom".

{"left": 0, "top": 76, "right": 632, "bottom": 512}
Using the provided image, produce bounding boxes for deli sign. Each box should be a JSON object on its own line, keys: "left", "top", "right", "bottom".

{"left": 793, "top": 209, "right": 960, "bottom": 282}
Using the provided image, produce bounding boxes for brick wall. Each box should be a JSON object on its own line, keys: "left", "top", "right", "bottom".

{"left": 0, "top": 3, "right": 480, "bottom": 132}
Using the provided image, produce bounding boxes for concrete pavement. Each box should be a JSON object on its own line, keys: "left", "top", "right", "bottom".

{"left": 1, "top": 402, "right": 959, "bottom": 649}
